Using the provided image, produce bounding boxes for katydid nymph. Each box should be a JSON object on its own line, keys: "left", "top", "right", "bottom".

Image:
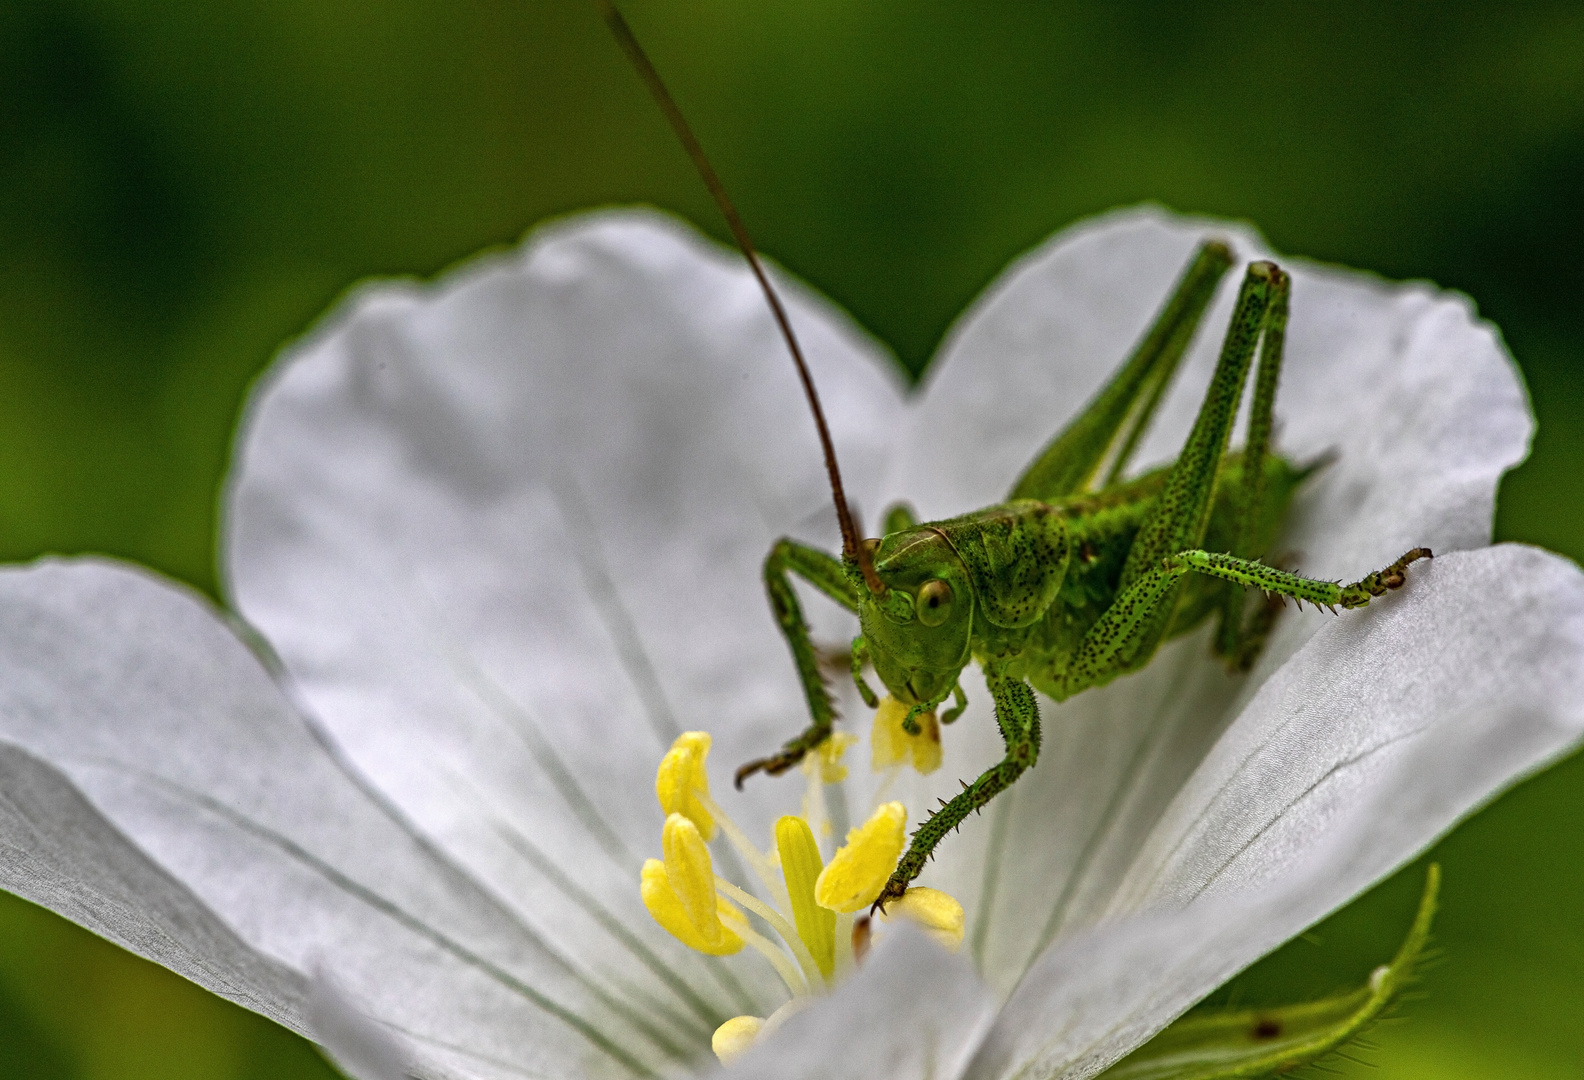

{"left": 597, "top": 2, "right": 1430, "bottom": 912}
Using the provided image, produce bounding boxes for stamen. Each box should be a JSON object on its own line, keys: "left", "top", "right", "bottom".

{"left": 640, "top": 857, "right": 743, "bottom": 956}
{"left": 870, "top": 695, "right": 942, "bottom": 775}
{"left": 831, "top": 911, "right": 856, "bottom": 980}
{"left": 879, "top": 886, "right": 965, "bottom": 951}
{"left": 641, "top": 729, "right": 968, "bottom": 1021}
{"left": 694, "top": 788, "right": 790, "bottom": 911}
{"left": 800, "top": 732, "right": 856, "bottom": 845}
{"left": 712, "top": 1015, "right": 763, "bottom": 1065}
{"left": 719, "top": 907, "right": 809, "bottom": 997}
{"left": 656, "top": 731, "right": 715, "bottom": 839}
{"left": 815, "top": 801, "right": 908, "bottom": 913}
{"left": 661, "top": 814, "right": 727, "bottom": 943}
{"left": 710, "top": 998, "right": 812, "bottom": 1066}
{"left": 713, "top": 876, "right": 823, "bottom": 989}
{"left": 814, "top": 732, "right": 858, "bottom": 783}
{"left": 775, "top": 816, "right": 836, "bottom": 981}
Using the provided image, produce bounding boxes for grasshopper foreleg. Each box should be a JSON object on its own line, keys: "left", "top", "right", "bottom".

{"left": 737, "top": 539, "right": 862, "bottom": 788}
{"left": 941, "top": 682, "right": 968, "bottom": 725}
{"left": 876, "top": 672, "right": 1040, "bottom": 909}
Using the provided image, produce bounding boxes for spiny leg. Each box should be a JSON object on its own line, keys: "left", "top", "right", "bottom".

{"left": 1229, "top": 270, "right": 1288, "bottom": 563}
{"left": 875, "top": 672, "right": 1040, "bottom": 909}
{"left": 1216, "top": 541, "right": 1431, "bottom": 668}
{"left": 1065, "top": 546, "right": 1433, "bottom": 696}
{"left": 1010, "top": 241, "right": 1234, "bottom": 501}
{"left": 736, "top": 539, "right": 861, "bottom": 787}
{"left": 1110, "top": 262, "right": 1287, "bottom": 669}
{"left": 1171, "top": 547, "right": 1433, "bottom": 609}
{"left": 1122, "top": 262, "right": 1284, "bottom": 584}
{"left": 1216, "top": 270, "right": 1290, "bottom": 665}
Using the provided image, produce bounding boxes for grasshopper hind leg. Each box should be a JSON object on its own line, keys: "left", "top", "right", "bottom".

{"left": 1212, "top": 258, "right": 1290, "bottom": 671}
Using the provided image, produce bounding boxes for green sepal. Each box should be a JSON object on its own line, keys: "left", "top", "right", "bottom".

{"left": 1100, "top": 864, "right": 1439, "bottom": 1080}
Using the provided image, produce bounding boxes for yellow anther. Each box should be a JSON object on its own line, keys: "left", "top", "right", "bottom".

{"left": 640, "top": 857, "right": 743, "bottom": 956}
{"left": 656, "top": 731, "right": 715, "bottom": 840}
{"left": 880, "top": 886, "right": 965, "bottom": 952}
{"left": 807, "top": 732, "right": 859, "bottom": 784}
{"left": 712, "top": 1015, "right": 764, "bottom": 1065}
{"left": 662, "top": 813, "right": 726, "bottom": 939}
{"left": 814, "top": 801, "right": 908, "bottom": 913}
{"left": 870, "top": 696, "right": 942, "bottom": 775}
{"left": 775, "top": 816, "right": 836, "bottom": 980}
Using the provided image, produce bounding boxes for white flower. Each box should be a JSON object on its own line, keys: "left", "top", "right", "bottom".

{"left": 0, "top": 206, "right": 1580, "bottom": 1080}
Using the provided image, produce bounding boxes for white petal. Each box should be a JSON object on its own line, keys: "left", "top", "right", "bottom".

{"left": 885, "top": 206, "right": 1533, "bottom": 983}
{"left": 310, "top": 970, "right": 413, "bottom": 1080}
{"left": 927, "top": 624, "right": 1252, "bottom": 992}
{"left": 0, "top": 742, "right": 309, "bottom": 1027}
{"left": 226, "top": 209, "right": 906, "bottom": 1050}
{"left": 965, "top": 545, "right": 1584, "bottom": 1079}
{"left": 729, "top": 927, "right": 996, "bottom": 1080}
{"left": 0, "top": 558, "right": 694, "bottom": 1078}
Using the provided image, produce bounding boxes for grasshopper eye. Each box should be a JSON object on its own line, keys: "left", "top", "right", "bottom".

{"left": 915, "top": 579, "right": 953, "bottom": 627}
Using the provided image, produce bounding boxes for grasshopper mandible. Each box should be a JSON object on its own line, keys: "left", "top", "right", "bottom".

{"left": 598, "top": 2, "right": 1430, "bottom": 912}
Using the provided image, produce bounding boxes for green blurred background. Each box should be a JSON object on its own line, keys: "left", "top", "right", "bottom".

{"left": 1, "top": 1, "right": 1580, "bottom": 1076}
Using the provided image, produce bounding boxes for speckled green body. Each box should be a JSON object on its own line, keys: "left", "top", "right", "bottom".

{"left": 950, "top": 455, "right": 1305, "bottom": 704}
{"left": 740, "top": 243, "right": 1430, "bottom": 906}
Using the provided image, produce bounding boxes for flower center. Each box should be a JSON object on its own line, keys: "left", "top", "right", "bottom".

{"left": 640, "top": 722, "right": 963, "bottom": 1064}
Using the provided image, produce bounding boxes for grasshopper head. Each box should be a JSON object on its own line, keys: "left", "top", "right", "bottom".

{"left": 858, "top": 528, "right": 973, "bottom": 707}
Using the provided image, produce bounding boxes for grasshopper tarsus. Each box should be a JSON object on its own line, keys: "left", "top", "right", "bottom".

{"left": 735, "top": 719, "right": 836, "bottom": 787}
{"left": 1390, "top": 546, "right": 1434, "bottom": 586}
{"left": 734, "top": 751, "right": 798, "bottom": 789}
{"left": 733, "top": 757, "right": 775, "bottom": 789}
{"left": 870, "top": 879, "right": 906, "bottom": 917}
{"left": 1378, "top": 546, "right": 1433, "bottom": 591}
{"left": 1339, "top": 547, "right": 1433, "bottom": 608}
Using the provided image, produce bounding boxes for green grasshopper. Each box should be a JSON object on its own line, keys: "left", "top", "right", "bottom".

{"left": 735, "top": 245, "right": 1430, "bottom": 909}
{"left": 596, "top": 1, "right": 1430, "bottom": 912}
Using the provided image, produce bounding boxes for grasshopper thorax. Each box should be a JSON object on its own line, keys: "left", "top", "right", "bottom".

{"left": 858, "top": 528, "right": 975, "bottom": 707}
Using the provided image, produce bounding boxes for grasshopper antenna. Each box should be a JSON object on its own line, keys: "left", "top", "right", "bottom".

{"left": 595, "top": 0, "right": 887, "bottom": 597}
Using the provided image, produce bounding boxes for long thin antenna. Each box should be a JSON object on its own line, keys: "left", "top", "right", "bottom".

{"left": 595, "top": 0, "right": 886, "bottom": 596}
